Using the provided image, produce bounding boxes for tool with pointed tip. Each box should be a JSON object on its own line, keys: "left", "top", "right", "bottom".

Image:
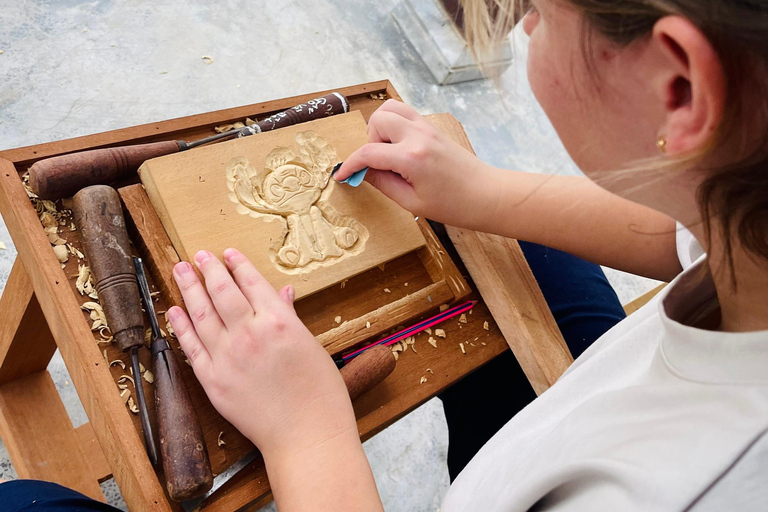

{"left": 72, "top": 185, "right": 159, "bottom": 466}
{"left": 28, "top": 92, "right": 350, "bottom": 200}
{"left": 134, "top": 257, "right": 214, "bottom": 502}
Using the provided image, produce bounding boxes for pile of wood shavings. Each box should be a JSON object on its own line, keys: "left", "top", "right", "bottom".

{"left": 23, "top": 173, "right": 83, "bottom": 268}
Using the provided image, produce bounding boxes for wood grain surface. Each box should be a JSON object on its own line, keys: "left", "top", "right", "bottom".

{"left": 139, "top": 111, "right": 425, "bottom": 300}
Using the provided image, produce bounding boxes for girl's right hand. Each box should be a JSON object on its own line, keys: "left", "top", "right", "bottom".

{"left": 334, "top": 100, "right": 498, "bottom": 228}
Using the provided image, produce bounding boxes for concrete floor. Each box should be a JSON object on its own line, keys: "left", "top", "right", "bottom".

{"left": 0, "top": 0, "right": 660, "bottom": 509}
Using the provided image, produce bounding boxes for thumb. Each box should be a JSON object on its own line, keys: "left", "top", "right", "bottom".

{"left": 278, "top": 285, "right": 296, "bottom": 311}
{"left": 365, "top": 169, "right": 419, "bottom": 213}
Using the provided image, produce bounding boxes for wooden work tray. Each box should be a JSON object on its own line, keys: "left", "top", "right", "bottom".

{"left": 0, "top": 81, "right": 572, "bottom": 512}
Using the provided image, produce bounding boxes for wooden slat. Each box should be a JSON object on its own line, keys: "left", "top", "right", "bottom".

{"left": 317, "top": 281, "right": 453, "bottom": 354}
{"left": 0, "top": 258, "right": 58, "bottom": 385}
{"left": 416, "top": 218, "right": 471, "bottom": 301}
{"left": 0, "top": 371, "right": 105, "bottom": 501}
{"left": 0, "top": 158, "right": 171, "bottom": 511}
{"left": 425, "top": 114, "right": 573, "bottom": 395}
{"left": 75, "top": 422, "right": 113, "bottom": 483}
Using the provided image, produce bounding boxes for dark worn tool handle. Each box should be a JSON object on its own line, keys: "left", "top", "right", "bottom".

{"left": 154, "top": 344, "right": 213, "bottom": 502}
{"left": 73, "top": 185, "right": 144, "bottom": 351}
{"left": 340, "top": 345, "right": 397, "bottom": 401}
{"left": 30, "top": 140, "right": 181, "bottom": 200}
{"left": 251, "top": 92, "right": 349, "bottom": 133}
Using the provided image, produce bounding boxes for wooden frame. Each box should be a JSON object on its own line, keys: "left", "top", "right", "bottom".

{"left": 0, "top": 80, "right": 568, "bottom": 511}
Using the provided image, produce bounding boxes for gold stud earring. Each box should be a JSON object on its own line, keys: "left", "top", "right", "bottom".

{"left": 656, "top": 135, "right": 667, "bottom": 153}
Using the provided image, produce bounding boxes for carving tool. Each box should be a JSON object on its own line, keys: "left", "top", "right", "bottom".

{"left": 181, "top": 344, "right": 397, "bottom": 512}
{"left": 134, "top": 257, "right": 214, "bottom": 502}
{"left": 72, "top": 185, "right": 159, "bottom": 466}
{"left": 336, "top": 299, "right": 478, "bottom": 365}
{"left": 29, "top": 92, "right": 350, "bottom": 200}
{"left": 332, "top": 162, "right": 368, "bottom": 187}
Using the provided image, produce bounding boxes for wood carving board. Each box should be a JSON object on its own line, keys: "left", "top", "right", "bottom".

{"left": 139, "top": 111, "right": 425, "bottom": 300}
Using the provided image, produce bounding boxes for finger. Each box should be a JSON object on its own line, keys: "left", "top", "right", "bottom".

{"left": 364, "top": 168, "right": 419, "bottom": 213}
{"left": 366, "top": 110, "right": 412, "bottom": 144}
{"left": 194, "top": 250, "right": 254, "bottom": 328}
{"left": 376, "top": 99, "right": 421, "bottom": 121}
{"left": 173, "top": 261, "right": 227, "bottom": 345}
{"left": 222, "top": 248, "right": 280, "bottom": 310}
{"left": 278, "top": 285, "right": 296, "bottom": 311}
{"left": 334, "top": 142, "right": 407, "bottom": 181}
{"left": 167, "top": 306, "right": 212, "bottom": 373}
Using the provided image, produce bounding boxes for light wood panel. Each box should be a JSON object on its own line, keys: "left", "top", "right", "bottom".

{"left": 139, "top": 111, "right": 425, "bottom": 300}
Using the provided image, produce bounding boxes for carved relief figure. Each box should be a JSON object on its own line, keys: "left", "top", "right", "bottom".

{"left": 225, "top": 131, "right": 367, "bottom": 272}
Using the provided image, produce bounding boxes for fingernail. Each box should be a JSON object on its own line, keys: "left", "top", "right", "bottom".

{"left": 175, "top": 262, "right": 191, "bottom": 275}
{"left": 332, "top": 162, "right": 343, "bottom": 180}
{"left": 167, "top": 307, "right": 180, "bottom": 321}
{"left": 195, "top": 250, "right": 211, "bottom": 266}
{"left": 223, "top": 248, "right": 237, "bottom": 263}
{"left": 287, "top": 285, "right": 295, "bottom": 303}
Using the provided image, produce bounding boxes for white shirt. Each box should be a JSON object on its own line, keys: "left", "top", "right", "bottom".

{"left": 442, "top": 226, "right": 768, "bottom": 511}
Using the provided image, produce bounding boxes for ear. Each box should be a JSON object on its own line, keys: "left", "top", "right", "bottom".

{"left": 651, "top": 16, "right": 726, "bottom": 155}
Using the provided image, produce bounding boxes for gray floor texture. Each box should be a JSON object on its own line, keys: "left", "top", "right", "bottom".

{"left": 0, "top": 1, "right": 660, "bottom": 510}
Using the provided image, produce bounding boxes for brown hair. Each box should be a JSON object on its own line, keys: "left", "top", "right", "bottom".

{"left": 461, "top": 0, "right": 768, "bottom": 270}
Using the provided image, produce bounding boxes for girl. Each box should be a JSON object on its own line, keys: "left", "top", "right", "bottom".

{"left": 3, "top": 0, "right": 766, "bottom": 510}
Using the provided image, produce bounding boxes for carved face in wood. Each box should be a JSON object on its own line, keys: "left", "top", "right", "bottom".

{"left": 226, "top": 131, "right": 368, "bottom": 272}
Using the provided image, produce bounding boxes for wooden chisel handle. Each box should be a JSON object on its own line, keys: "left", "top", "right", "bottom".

{"left": 340, "top": 345, "right": 397, "bottom": 401}
{"left": 29, "top": 140, "right": 181, "bottom": 200}
{"left": 153, "top": 340, "right": 213, "bottom": 502}
{"left": 73, "top": 185, "right": 145, "bottom": 352}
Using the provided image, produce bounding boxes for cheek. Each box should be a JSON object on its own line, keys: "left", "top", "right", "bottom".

{"left": 527, "top": 35, "right": 584, "bottom": 156}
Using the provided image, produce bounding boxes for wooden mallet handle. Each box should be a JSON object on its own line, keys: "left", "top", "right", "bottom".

{"left": 340, "top": 345, "right": 397, "bottom": 401}
{"left": 30, "top": 141, "right": 181, "bottom": 200}
{"left": 73, "top": 185, "right": 145, "bottom": 352}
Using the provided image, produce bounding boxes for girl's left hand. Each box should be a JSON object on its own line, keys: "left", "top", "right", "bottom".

{"left": 167, "top": 248, "right": 357, "bottom": 459}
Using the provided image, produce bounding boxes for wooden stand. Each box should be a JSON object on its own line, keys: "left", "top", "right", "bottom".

{"left": 0, "top": 81, "right": 571, "bottom": 511}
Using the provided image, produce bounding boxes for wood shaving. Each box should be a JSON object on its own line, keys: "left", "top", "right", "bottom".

{"left": 405, "top": 336, "right": 415, "bottom": 345}
{"left": 143, "top": 370, "right": 154, "bottom": 384}
{"left": 217, "top": 431, "right": 226, "bottom": 448}
{"left": 334, "top": 315, "right": 342, "bottom": 324}
{"left": 120, "top": 389, "right": 131, "bottom": 404}
{"left": 404, "top": 282, "right": 408, "bottom": 287}
{"left": 53, "top": 245, "right": 69, "bottom": 263}
{"left": 459, "top": 342, "right": 466, "bottom": 354}
{"left": 439, "top": 304, "right": 449, "bottom": 312}
{"left": 127, "top": 396, "right": 139, "bottom": 414}
{"left": 98, "top": 326, "right": 113, "bottom": 343}
{"left": 459, "top": 313, "right": 467, "bottom": 324}
{"left": 420, "top": 376, "right": 427, "bottom": 384}
{"left": 166, "top": 320, "right": 175, "bottom": 337}
{"left": 426, "top": 368, "right": 434, "bottom": 374}
{"left": 435, "top": 329, "right": 446, "bottom": 338}
{"left": 103, "top": 349, "right": 108, "bottom": 362}
{"left": 118, "top": 375, "right": 135, "bottom": 388}
{"left": 425, "top": 327, "right": 432, "bottom": 335}
{"left": 383, "top": 288, "right": 391, "bottom": 293}
{"left": 139, "top": 363, "right": 146, "bottom": 373}
{"left": 81, "top": 302, "right": 108, "bottom": 331}
{"left": 427, "top": 336, "right": 437, "bottom": 348}
{"left": 340, "top": 279, "right": 348, "bottom": 289}
{"left": 67, "top": 244, "right": 84, "bottom": 259}
{"left": 201, "top": 55, "right": 214, "bottom": 65}
{"left": 109, "top": 359, "right": 126, "bottom": 370}
{"left": 483, "top": 321, "right": 490, "bottom": 331}
{"left": 378, "top": 263, "right": 386, "bottom": 272}
{"left": 0, "top": 242, "right": 5, "bottom": 250}
{"left": 365, "top": 321, "right": 371, "bottom": 329}
{"left": 184, "top": 358, "right": 192, "bottom": 367}
{"left": 392, "top": 351, "right": 399, "bottom": 361}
